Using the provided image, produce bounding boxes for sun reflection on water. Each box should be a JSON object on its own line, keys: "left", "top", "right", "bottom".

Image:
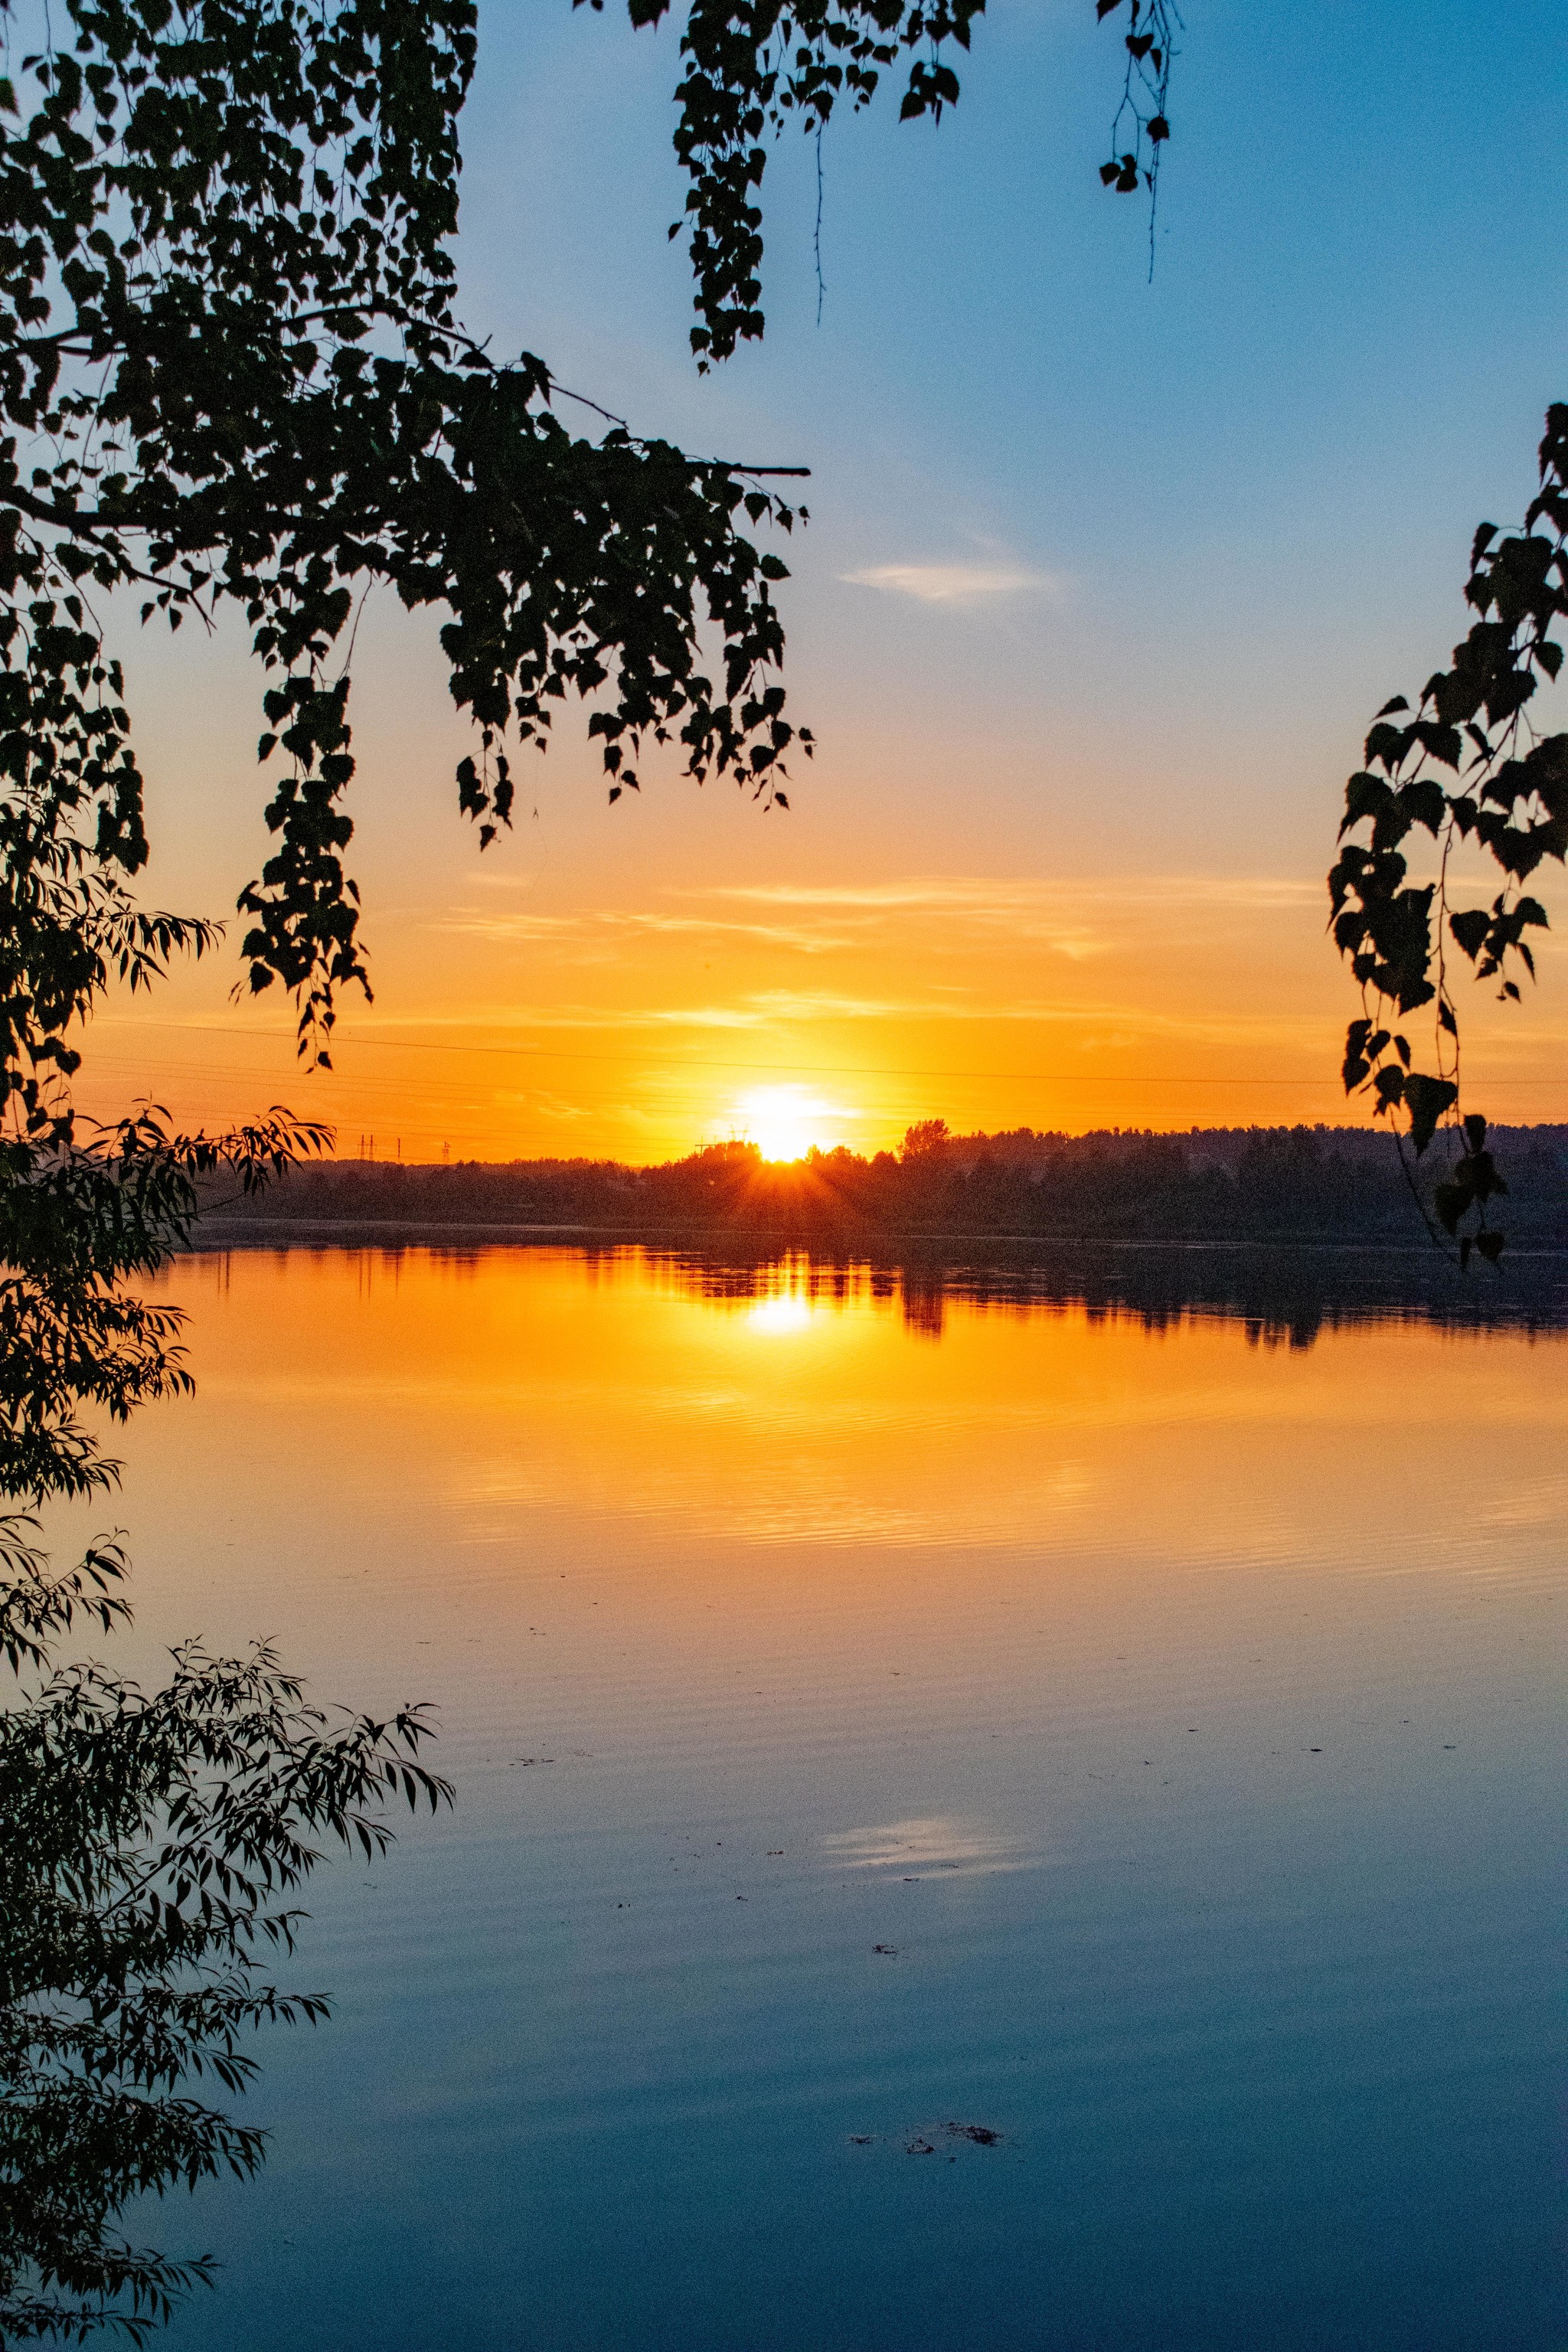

{"left": 746, "top": 1293, "right": 815, "bottom": 1335}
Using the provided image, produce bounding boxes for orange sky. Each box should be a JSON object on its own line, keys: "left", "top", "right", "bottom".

{"left": 74, "top": 606, "right": 1568, "bottom": 1167}
{"left": 83, "top": 730, "right": 1567, "bottom": 1162}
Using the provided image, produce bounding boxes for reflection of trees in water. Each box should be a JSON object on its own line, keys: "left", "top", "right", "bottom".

{"left": 204, "top": 1237, "right": 1568, "bottom": 1354}
{"left": 279, "top": 1236, "right": 1568, "bottom": 1351}
{"left": 616, "top": 1242, "right": 1568, "bottom": 1353}
{"left": 900, "top": 1272, "right": 948, "bottom": 1341}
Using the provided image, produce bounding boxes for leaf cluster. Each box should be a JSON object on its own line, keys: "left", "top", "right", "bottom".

{"left": 583, "top": 0, "right": 1174, "bottom": 365}
{"left": 3, "top": 0, "right": 819, "bottom": 1063}
{"left": 616, "top": 0, "right": 991, "bottom": 365}
{"left": 0, "top": 616, "right": 332, "bottom": 1498}
{"left": 0, "top": 1102, "right": 329, "bottom": 1502}
{"left": 1329, "top": 403, "right": 1568, "bottom": 1254}
{"left": 1095, "top": 0, "right": 1174, "bottom": 206}
{"left": 0, "top": 1556, "right": 451, "bottom": 2344}
{"left": 3, "top": 0, "right": 1168, "bottom": 1064}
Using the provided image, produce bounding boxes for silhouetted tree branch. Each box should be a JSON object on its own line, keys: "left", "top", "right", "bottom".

{"left": 1331, "top": 405, "right": 1567, "bottom": 1263}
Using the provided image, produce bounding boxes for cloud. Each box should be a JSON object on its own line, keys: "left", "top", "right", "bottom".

{"left": 701, "top": 874, "right": 1321, "bottom": 914}
{"left": 434, "top": 908, "right": 848, "bottom": 955}
{"left": 678, "top": 873, "right": 1324, "bottom": 959}
{"left": 493, "top": 1090, "right": 590, "bottom": 1122}
{"left": 841, "top": 560, "right": 1063, "bottom": 606}
{"left": 611, "top": 913, "right": 849, "bottom": 953}
{"left": 433, "top": 875, "right": 1327, "bottom": 978}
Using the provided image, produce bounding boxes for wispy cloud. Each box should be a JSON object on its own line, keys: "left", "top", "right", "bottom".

{"left": 731, "top": 987, "right": 1331, "bottom": 1049}
{"left": 438, "top": 912, "right": 580, "bottom": 938}
{"left": 493, "top": 1090, "right": 590, "bottom": 1122}
{"left": 435, "top": 909, "right": 848, "bottom": 955}
{"left": 732, "top": 988, "right": 957, "bottom": 1024}
{"left": 841, "top": 560, "right": 1062, "bottom": 606}
{"left": 612, "top": 913, "right": 849, "bottom": 952}
{"left": 340, "top": 963, "right": 1334, "bottom": 1048}
{"left": 701, "top": 875, "right": 1321, "bottom": 914}
{"left": 433, "top": 876, "right": 1324, "bottom": 976}
{"left": 676, "top": 873, "right": 1321, "bottom": 959}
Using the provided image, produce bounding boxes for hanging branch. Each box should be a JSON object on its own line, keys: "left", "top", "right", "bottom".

{"left": 1329, "top": 403, "right": 1568, "bottom": 1266}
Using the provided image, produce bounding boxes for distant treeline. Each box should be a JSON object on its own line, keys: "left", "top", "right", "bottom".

{"left": 198, "top": 1121, "right": 1568, "bottom": 1246}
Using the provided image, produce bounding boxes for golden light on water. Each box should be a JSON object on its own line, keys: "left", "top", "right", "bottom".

{"left": 746, "top": 1292, "right": 815, "bottom": 1336}
{"left": 136, "top": 1244, "right": 1568, "bottom": 1629}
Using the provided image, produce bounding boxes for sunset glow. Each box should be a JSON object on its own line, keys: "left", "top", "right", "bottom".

{"left": 733, "top": 1085, "right": 852, "bottom": 1163}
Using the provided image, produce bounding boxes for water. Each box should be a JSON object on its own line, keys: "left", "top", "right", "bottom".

{"left": 76, "top": 1244, "right": 1563, "bottom": 2350}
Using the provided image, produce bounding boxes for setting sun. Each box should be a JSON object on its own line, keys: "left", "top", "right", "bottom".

{"left": 733, "top": 1085, "right": 851, "bottom": 1163}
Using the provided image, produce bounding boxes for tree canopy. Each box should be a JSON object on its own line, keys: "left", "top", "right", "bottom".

{"left": 2, "top": 0, "right": 1170, "bottom": 1080}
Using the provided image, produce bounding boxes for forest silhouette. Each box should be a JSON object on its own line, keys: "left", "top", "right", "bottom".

{"left": 201, "top": 1122, "right": 1568, "bottom": 1251}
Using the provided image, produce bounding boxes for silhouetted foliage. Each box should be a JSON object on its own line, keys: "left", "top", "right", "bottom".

{"left": 0, "top": 995, "right": 456, "bottom": 2347}
{"left": 595, "top": 0, "right": 1174, "bottom": 364}
{"left": 0, "top": 805, "right": 453, "bottom": 2342}
{"left": 0, "top": 1570, "right": 449, "bottom": 2346}
{"left": 2, "top": 0, "right": 1166, "bottom": 1065}
{"left": 1332, "top": 406, "right": 1567, "bottom": 1261}
{"left": 0, "top": 1084, "right": 452, "bottom": 2347}
{"left": 0, "top": 1107, "right": 330, "bottom": 1503}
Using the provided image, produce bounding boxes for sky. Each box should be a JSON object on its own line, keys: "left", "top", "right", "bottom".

{"left": 85, "top": 0, "right": 1568, "bottom": 1162}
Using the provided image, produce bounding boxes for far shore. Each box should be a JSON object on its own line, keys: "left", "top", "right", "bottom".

{"left": 186, "top": 1217, "right": 1568, "bottom": 1257}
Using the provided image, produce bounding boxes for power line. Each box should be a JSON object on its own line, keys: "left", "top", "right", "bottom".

{"left": 94, "top": 1015, "right": 1566, "bottom": 1093}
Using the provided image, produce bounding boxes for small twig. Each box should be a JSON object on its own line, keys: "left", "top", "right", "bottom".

{"left": 338, "top": 579, "right": 374, "bottom": 682}
{"left": 814, "top": 125, "right": 827, "bottom": 327}
{"left": 547, "top": 380, "right": 632, "bottom": 431}
{"left": 1390, "top": 1128, "right": 1456, "bottom": 1263}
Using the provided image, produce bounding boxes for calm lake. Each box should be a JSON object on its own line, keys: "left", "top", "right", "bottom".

{"left": 83, "top": 1242, "right": 1563, "bottom": 2351}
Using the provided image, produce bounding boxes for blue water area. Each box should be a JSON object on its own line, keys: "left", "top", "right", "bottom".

{"left": 100, "top": 1245, "right": 1561, "bottom": 2352}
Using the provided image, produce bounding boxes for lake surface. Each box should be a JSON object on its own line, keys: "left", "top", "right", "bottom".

{"left": 80, "top": 1243, "right": 1563, "bottom": 2350}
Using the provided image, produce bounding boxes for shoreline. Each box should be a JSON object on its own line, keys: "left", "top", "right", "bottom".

{"left": 185, "top": 1218, "right": 1568, "bottom": 1263}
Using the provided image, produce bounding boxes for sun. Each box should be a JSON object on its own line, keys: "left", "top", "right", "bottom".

{"left": 734, "top": 1084, "right": 843, "bottom": 1162}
